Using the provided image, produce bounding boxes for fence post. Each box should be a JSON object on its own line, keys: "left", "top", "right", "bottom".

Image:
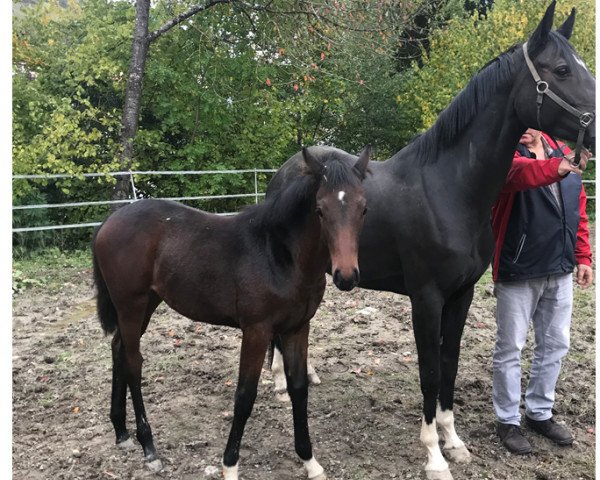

{"left": 129, "top": 171, "right": 138, "bottom": 200}
{"left": 254, "top": 169, "right": 259, "bottom": 204}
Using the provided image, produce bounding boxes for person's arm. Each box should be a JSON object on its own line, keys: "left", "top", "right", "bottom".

{"left": 502, "top": 152, "right": 563, "bottom": 192}
{"left": 502, "top": 143, "right": 588, "bottom": 193}
{"left": 575, "top": 184, "right": 593, "bottom": 288}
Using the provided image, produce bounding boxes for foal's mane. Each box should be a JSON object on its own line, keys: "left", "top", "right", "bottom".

{"left": 407, "top": 31, "right": 576, "bottom": 164}
{"left": 240, "top": 152, "right": 361, "bottom": 233}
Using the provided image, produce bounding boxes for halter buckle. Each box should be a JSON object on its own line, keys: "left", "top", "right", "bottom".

{"left": 579, "top": 112, "right": 594, "bottom": 128}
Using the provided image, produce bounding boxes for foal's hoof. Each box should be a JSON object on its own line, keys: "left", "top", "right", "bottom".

{"left": 116, "top": 438, "right": 136, "bottom": 451}
{"left": 145, "top": 458, "right": 163, "bottom": 472}
{"left": 426, "top": 469, "right": 453, "bottom": 480}
{"left": 444, "top": 445, "right": 471, "bottom": 464}
{"left": 276, "top": 391, "right": 291, "bottom": 403}
{"left": 308, "top": 373, "right": 322, "bottom": 386}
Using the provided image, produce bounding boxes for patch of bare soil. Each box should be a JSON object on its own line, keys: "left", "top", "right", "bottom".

{"left": 13, "top": 264, "right": 594, "bottom": 480}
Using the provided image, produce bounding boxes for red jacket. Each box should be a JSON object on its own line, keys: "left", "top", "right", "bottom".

{"left": 491, "top": 133, "right": 592, "bottom": 282}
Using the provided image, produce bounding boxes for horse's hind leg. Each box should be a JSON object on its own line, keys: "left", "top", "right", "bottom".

{"left": 280, "top": 323, "right": 326, "bottom": 480}
{"left": 222, "top": 327, "right": 271, "bottom": 480}
{"left": 110, "top": 330, "right": 135, "bottom": 450}
{"left": 118, "top": 295, "right": 162, "bottom": 471}
{"left": 437, "top": 287, "right": 473, "bottom": 464}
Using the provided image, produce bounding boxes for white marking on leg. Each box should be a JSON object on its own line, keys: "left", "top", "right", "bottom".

{"left": 303, "top": 457, "right": 325, "bottom": 479}
{"left": 337, "top": 191, "right": 346, "bottom": 205}
{"left": 436, "top": 405, "right": 471, "bottom": 463}
{"left": 222, "top": 462, "right": 239, "bottom": 480}
{"left": 307, "top": 360, "right": 321, "bottom": 385}
{"left": 116, "top": 438, "right": 136, "bottom": 451}
{"left": 272, "top": 347, "right": 290, "bottom": 402}
{"left": 420, "top": 417, "right": 449, "bottom": 474}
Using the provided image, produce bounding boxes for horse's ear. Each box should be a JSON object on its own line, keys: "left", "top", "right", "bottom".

{"left": 529, "top": 0, "right": 556, "bottom": 52}
{"left": 556, "top": 7, "right": 576, "bottom": 40}
{"left": 302, "top": 147, "right": 325, "bottom": 177}
{"left": 353, "top": 145, "right": 371, "bottom": 180}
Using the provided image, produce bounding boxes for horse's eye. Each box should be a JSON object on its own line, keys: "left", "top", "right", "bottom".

{"left": 363, "top": 207, "right": 368, "bottom": 216}
{"left": 316, "top": 207, "right": 323, "bottom": 217}
{"left": 554, "top": 65, "right": 570, "bottom": 77}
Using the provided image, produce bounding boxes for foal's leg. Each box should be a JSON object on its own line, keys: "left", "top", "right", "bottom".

{"left": 273, "top": 344, "right": 321, "bottom": 402}
{"left": 222, "top": 327, "right": 271, "bottom": 480}
{"left": 280, "top": 323, "right": 326, "bottom": 480}
{"left": 410, "top": 293, "right": 451, "bottom": 480}
{"left": 110, "top": 330, "right": 135, "bottom": 450}
{"left": 437, "top": 287, "right": 473, "bottom": 464}
{"left": 110, "top": 293, "right": 161, "bottom": 452}
{"left": 118, "top": 296, "right": 162, "bottom": 471}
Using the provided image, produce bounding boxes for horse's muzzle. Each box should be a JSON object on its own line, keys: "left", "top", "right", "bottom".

{"left": 333, "top": 267, "right": 360, "bottom": 291}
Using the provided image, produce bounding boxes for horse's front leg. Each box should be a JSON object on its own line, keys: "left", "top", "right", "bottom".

{"left": 280, "top": 322, "right": 326, "bottom": 480}
{"left": 411, "top": 293, "right": 452, "bottom": 480}
{"left": 437, "top": 287, "right": 474, "bottom": 464}
{"left": 222, "top": 327, "right": 271, "bottom": 480}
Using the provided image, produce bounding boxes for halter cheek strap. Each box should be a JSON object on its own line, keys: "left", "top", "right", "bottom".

{"left": 522, "top": 42, "right": 594, "bottom": 166}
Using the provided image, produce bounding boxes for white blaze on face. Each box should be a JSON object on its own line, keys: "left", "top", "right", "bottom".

{"left": 573, "top": 54, "right": 588, "bottom": 71}
{"left": 338, "top": 190, "right": 346, "bottom": 205}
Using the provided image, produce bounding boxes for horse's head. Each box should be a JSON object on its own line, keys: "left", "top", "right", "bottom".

{"left": 303, "top": 146, "right": 370, "bottom": 291}
{"left": 514, "top": 1, "right": 595, "bottom": 150}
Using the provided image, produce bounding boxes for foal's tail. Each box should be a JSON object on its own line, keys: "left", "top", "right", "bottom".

{"left": 92, "top": 227, "right": 118, "bottom": 335}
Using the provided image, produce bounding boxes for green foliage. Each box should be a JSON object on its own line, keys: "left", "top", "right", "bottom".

{"left": 398, "top": 0, "right": 595, "bottom": 135}
{"left": 12, "top": 247, "right": 91, "bottom": 293}
{"left": 12, "top": 0, "right": 596, "bottom": 251}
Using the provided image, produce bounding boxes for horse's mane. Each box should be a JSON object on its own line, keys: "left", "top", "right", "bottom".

{"left": 405, "top": 31, "right": 576, "bottom": 164}
{"left": 405, "top": 44, "right": 519, "bottom": 163}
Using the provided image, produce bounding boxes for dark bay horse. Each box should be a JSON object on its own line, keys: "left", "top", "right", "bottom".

{"left": 267, "top": 4, "right": 595, "bottom": 479}
{"left": 92, "top": 147, "right": 370, "bottom": 480}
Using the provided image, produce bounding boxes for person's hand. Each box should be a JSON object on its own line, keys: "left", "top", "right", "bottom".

{"left": 558, "top": 156, "right": 585, "bottom": 176}
{"left": 560, "top": 148, "right": 592, "bottom": 174}
{"left": 575, "top": 264, "right": 593, "bottom": 288}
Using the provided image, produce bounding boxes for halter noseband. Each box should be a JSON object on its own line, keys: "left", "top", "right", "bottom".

{"left": 522, "top": 42, "right": 594, "bottom": 166}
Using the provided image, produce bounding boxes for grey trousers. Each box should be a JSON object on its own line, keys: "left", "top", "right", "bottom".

{"left": 492, "top": 273, "right": 573, "bottom": 425}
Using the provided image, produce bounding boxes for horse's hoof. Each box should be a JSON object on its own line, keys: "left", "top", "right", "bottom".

{"left": 116, "top": 438, "right": 136, "bottom": 451}
{"left": 145, "top": 458, "right": 163, "bottom": 472}
{"left": 444, "top": 445, "right": 471, "bottom": 463}
{"left": 308, "top": 373, "right": 322, "bottom": 385}
{"left": 276, "top": 392, "right": 291, "bottom": 402}
{"left": 309, "top": 473, "right": 327, "bottom": 480}
{"left": 426, "top": 469, "right": 453, "bottom": 480}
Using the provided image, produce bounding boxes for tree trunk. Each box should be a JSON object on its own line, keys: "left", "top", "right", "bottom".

{"left": 112, "top": 0, "right": 151, "bottom": 203}
{"left": 112, "top": 0, "right": 234, "bottom": 204}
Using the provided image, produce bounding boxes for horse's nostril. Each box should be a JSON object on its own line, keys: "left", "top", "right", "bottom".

{"left": 333, "top": 269, "right": 341, "bottom": 285}
{"left": 353, "top": 268, "right": 360, "bottom": 284}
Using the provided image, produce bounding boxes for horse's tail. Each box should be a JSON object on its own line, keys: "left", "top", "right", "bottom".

{"left": 266, "top": 340, "right": 275, "bottom": 370}
{"left": 92, "top": 227, "right": 118, "bottom": 335}
{"left": 266, "top": 336, "right": 283, "bottom": 370}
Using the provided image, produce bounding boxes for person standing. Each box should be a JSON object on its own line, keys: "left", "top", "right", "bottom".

{"left": 491, "top": 128, "right": 593, "bottom": 454}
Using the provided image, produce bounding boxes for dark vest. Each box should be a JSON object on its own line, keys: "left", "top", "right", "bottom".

{"left": 497, "top": 143, "right": 581, "bottom": 282}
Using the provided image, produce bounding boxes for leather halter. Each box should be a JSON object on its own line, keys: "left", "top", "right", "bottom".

{"left": 522, "top": 42, "right": 594, "bottom": 166}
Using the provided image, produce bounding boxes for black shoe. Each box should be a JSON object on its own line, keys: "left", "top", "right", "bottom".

{"left": 525, "top": 416, "right": 573, "bottom": 446}
{"left": 497, "top": 422, "right": 532, "bottom": 455}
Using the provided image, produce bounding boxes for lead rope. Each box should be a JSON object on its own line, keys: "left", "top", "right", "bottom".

{"left": 522, "top": 42, "right": 594, "bottom": 166}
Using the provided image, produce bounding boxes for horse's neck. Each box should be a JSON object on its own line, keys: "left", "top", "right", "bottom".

{"left": 424, "top": 87, "right": 525, "bottom": 215}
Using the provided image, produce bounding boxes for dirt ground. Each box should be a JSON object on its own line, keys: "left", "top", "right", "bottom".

{"left": 13, "top": 258, "right": 595, "bottom": 480}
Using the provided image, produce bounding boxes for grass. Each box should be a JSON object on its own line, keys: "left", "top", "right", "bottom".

{"left": 12, "top": 247, "right": 91, "bottom": 294}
